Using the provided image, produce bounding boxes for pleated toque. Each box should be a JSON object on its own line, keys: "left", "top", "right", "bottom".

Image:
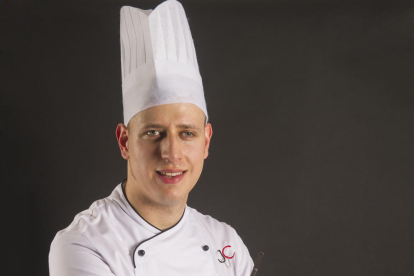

{"left": 120, "top": 0, "right": 208, "bottom": 127}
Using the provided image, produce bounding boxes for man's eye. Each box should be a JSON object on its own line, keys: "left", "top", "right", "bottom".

{"left": 146, "top": 130, "right": 160, "bottom": 136}
{"left": 183, "top": 132, "right": 195, "bottom": 138}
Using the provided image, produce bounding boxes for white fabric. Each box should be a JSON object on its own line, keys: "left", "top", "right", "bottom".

{"left": 49, "top": 180, "right": 254, "bottom": 276}
{"left": 120, "top": 0, "right": 208, "bottom": 127}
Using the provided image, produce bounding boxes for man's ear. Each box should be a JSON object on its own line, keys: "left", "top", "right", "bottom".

{"left": 116, "top": 123, "right": 129, "bottom": 160}
{"left": 204, "top": 123, "right": 213, "bottom": 159}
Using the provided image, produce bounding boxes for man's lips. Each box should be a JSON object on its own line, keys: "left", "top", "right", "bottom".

{"left": 156, "top": 170, "right": 187, "bottom": 184}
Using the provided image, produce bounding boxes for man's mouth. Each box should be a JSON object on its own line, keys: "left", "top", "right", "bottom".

{"left": 156, "top": 170, "right": 187, "bottom": 178}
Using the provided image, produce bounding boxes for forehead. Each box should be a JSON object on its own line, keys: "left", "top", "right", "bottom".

{"left": 132, "top": 103, "right": 205, "bottom": 127}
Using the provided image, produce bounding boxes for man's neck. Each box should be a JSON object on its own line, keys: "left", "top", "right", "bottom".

{"left": 123, "top": 180, "right": 186, "bottom": 231}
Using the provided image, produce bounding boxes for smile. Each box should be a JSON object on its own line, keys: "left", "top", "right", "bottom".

{"left": 157, "top": 171, "right": 185, "bottom": 177}
{"left": 156, "top": 170, "right": 187, "bottom": 184}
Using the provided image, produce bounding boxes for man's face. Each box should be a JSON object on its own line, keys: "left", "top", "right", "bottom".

{"left": 125, "top": 103, "right": 212, "bottom": 207}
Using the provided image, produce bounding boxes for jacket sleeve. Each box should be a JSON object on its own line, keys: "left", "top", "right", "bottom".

{"left": 233, "top": 228, "right": 255, "bottom": 276}
{"left": 49, "top": 231, "right": 115, "bottom": 276}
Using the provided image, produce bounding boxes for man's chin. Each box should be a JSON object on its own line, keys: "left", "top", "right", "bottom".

{"left": 157, "top": 193, "right": 188, "bottom": 207}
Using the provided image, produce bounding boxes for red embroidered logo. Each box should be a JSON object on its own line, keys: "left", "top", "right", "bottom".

{"left": 222, "top": 245, "right": 235, "bottom": 259}
{"left": 217, "top": 245, "right": 235, "bottom": 267}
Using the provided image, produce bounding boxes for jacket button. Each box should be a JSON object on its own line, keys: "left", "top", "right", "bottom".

{"left": 138, "top": 250, "right": 145, "bottom": 256}
{"left": 202, "top": 245, "right": 209, "bottom": 251}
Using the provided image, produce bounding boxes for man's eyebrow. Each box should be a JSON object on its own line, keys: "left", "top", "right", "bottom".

{"left": 141, "top": 123, "right": 201, "bottom": 131}
{"left": 176, "top": 124, "right": 201, "bottom": 131}
{"left": 141, "top": 124, "right": 165, "bottom": 129}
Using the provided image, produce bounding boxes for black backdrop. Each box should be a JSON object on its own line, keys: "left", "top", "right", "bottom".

{"left": 1, "top": 0, "right": 414, "bottom": 275}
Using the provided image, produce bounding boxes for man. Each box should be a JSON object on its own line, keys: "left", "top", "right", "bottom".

{"left": 49, "top": 0, "right": 254, "bottom": 275}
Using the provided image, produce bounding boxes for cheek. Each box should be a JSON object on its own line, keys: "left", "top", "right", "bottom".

{"left": 187, "top": 142, "right": 205, "bottom": 169}
{"left": 132, "top": 143, "right": 157, "bottom": 170}
{"left": 135, "top": 142, "right": 153, "bottom": 156}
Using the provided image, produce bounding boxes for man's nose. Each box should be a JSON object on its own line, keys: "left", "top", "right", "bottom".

{"left": 160, "top": 133, "right": 183, "bottom": 163}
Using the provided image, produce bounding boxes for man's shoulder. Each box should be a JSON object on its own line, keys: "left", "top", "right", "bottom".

{"left": 51, "top": 196, "right": 116, "bottom": 248}
{"left": 48, "top": 193, "right": 125, "bottom": 276}
{"left": 51, "top": 183, "right": 127, "bottom": 240}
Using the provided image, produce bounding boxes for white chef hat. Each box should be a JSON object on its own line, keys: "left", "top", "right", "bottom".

{"left": 120, "top": 0, "right": 208, "bottom": 127}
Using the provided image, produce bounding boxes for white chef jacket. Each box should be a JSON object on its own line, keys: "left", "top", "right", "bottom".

{"left": 49, "top": 180, "right": 254, "bottom": 276}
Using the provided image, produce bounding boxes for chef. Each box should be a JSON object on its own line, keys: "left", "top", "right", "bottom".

{"left": 49, "top": 0, "right": 255, "bottom": 275}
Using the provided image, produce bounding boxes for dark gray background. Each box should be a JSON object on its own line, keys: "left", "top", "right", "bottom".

{"left": 1, "top": 0, "right": 413, "bottom": 275}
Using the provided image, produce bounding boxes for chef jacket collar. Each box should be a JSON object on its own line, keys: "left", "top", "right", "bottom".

{"left": 113, "top": 179, "right": 189, "bottom": 235}
{"left": 113, "top": 180, "right": 190, "bottom": 268}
